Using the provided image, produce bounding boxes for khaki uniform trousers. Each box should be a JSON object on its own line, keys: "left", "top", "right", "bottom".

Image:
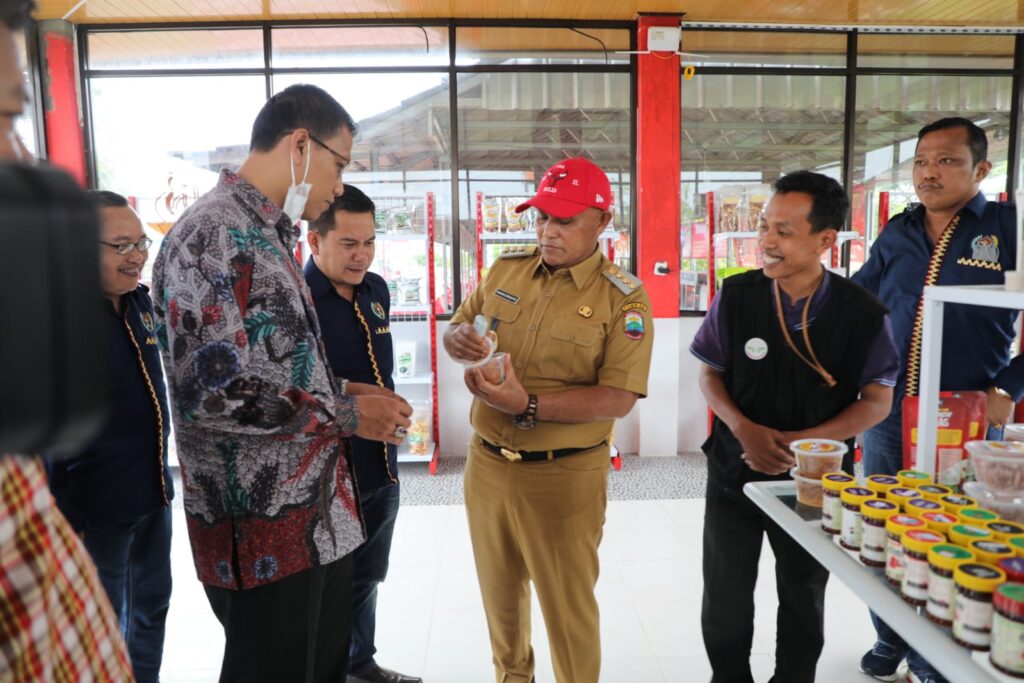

{"left": 464, "top": 437, "right": 609, "bottom": 683}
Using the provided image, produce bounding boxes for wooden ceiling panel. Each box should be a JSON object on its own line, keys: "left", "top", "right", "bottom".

{"left": 33, "top": 0, "right": 1024, "bottom": 25}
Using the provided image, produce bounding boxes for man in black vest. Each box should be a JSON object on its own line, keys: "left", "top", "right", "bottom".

{"left": 691, "top": 171, "right": 900, "bottom": 683}
{"left": 304, "top": 185, "right": 421, "bottom": 683}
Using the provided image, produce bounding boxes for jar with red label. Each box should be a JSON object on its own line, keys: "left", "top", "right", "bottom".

{"left": 860, "top": 499, "right": 898, "bottom": 567}
{"left": 953, "top": 562, "right": 1007, "bottom": 650}
{"left": 921, "top": 511, "right": 959, "bottom": 536}
{"left": 821, "top": 473, "right": 855, "bottom": 535}
{"left": 927, "top": 544, "right": 975, "bottom": 627}
{"left": 901, "top": 529, "right": 945, "bottom": 605}
{"left": 998, "top": 557, "right": 1024, "bottom": 584}
{"left": 840, "top": 487, "right": 874, "bottom": 551}
{"left": 992, "top": 583, "right": 1024, "bottom": 678}
{"left": 885, "top": 514, "right": 925, "bottom": 586}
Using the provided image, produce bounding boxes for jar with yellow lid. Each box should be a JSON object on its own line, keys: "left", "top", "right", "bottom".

{"left": 866, "top": 475, "right": 900, "bottom": 500}
{"left": 918, "top": 484, "right": 953, "bottom": 502}
{"left": 840, "top": 487, "right": 874, "bottom": 550}
{"left": 821, "top": 472, "right": 855, "bottom": 535}
{"left": 885, "top": 514, "right": 925, "bottom": 585}
{"left": 950, "top": 523, "right": 994, "bottom": 547}
{"left": 888, "top": 487, "right": 922, "bottom": 512}
{"left": 927, "top": 544, "right": 975, "bottom": 626}
{"left": 991, "top": 583, "right": 1024, "bottom": 678}
{"left": 860, "top": 499, "right": 898, "bottom": 567}
{"left": 1011, "top": 537, "right": 1024, "bottom": 558}
{"left": 901, "top": 529, "right": 946, "bottom": 605}
{"left": 988, "top": 521, "right": 1024, "bottom": 543}
{"left": 897, "top": 469, "right": 933, "bottom": 488}
{"left": 921, "top": 511, "right": 959, "bottom": 536}
{"left": 959, "top": 507, "right": 1000, "bottom": 525}
{"left": 905, "top": 498, "right": 942, "bottom": 517}
{"left": 953, "top": 563, "right": 1007, "bottom": 650}
{"left": 942, "top": 494, "right": 978, "bottom": 515}
{"left": 970, "top": 539, "right": 1016, "bottom": 565}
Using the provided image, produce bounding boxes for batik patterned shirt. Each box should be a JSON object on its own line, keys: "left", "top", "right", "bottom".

{"left": 152, "top": 170, "right": 363, "bottom": 590}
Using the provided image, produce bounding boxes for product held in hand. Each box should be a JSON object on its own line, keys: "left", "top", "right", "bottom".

{"left": 789, "top": 438, "right": 847, "bottom": 479}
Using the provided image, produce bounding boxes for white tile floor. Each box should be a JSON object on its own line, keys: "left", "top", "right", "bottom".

{"left": 161, "top": 499, "right": 882, "bottom": 683}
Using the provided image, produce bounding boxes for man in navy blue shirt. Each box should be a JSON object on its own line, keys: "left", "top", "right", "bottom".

{"left": 852, "top": 117, "right": 1024, "bottom": 683}
{"left": 304, "top": 185, "right": 420, "bottom": 683}
{"left": 47, "top": 190, "right": 174, "bottom": 683}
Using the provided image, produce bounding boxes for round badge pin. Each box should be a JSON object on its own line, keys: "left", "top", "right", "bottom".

{"left": 744, "top": 337, "right": 768, "bottom": 360}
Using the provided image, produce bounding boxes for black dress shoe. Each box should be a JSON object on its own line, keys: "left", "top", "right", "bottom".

{"left": 347, "top": 663, "right": 423, "bottom": 683}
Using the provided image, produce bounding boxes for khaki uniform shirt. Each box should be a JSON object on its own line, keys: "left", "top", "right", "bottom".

{"left": 452, "top": 246, "right": 654, "bottom": 451}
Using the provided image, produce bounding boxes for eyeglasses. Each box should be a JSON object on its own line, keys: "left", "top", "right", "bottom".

{"left": 99, "top": 237, "right": 152, "bottom": 255}
{"left": 309, "top": 134, "right": 348, "bottom": 163}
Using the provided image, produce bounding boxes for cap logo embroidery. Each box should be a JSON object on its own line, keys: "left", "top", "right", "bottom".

{"left": 595, "top": 193, "right": 605, "bottom": 203}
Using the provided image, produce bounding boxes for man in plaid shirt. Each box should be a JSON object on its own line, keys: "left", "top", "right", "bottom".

{"left": 0, "top": 2, "right": 134, "bottom": 681}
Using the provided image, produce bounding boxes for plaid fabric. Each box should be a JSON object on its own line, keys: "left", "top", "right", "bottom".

{"left": 0, "top": 455, "right": 134, "bottom": 682}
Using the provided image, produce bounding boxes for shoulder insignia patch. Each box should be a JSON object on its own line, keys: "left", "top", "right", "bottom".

{"left": 602, "top": 265, "right": 642, "bottom": 295}
{"left": 497, "top": 245, "right": 539, "bottom": 259}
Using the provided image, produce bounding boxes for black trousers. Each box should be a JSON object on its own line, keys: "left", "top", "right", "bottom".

{"left": 204, "top": 554, "right": 354, "bottom": 683}
{"left": 701, "top": 471, "right": 828, "bottom": 683}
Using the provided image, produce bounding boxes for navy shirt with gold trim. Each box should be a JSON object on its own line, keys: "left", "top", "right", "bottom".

{"left": 852, "top": 192, "right": 1024, "bottom": 409}
{"left": 304, "top": 259, "right": 398, "bottom": 493}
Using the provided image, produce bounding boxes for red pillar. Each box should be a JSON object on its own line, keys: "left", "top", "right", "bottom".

{"left": 39, "top": 21, "right": 87, "bottom": 187}
{"left": 636, "top": 15, "right": 682, "bottom": 317}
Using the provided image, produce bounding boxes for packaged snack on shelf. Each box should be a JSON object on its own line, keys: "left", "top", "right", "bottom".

{"left": 386, "top": 279, "right": 399, "bottom": 307}
{"left": 902, "top": 391, "right": 986, "bottom": 486}
{"left": 396, "top": 341, "right": 416, "bottom": 378}
{"left": 747, "top": 193, "right": 768, "bottom": 229}
{"left": 482, "top": 197, "right": 501, "bottom": 232}
{"left": 374, "top": 208, "right": 388, "bottom": 232}
{"left": 388, "top": 206, "right": 413, "bottom": 234}
{"left": 407, "top": 399, "right": 432, "bottom": 456}
{"left": 399, "top": 278, "right": 422, "bottom": 305}
{"left": 503, "top": 197, "right": 524, "bottom": 232}
{"left": 718, "top": 195, "right": 740, "bottom": 232}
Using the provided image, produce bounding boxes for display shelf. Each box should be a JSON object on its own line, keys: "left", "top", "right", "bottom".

{"left": 744, "top": 480, "right": 1015, "bottom": 683}
{"left": 916, "top": 284, "right": 1024, "bottom": 474}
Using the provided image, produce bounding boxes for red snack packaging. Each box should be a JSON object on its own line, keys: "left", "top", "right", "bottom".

{"left": 902, "top": 391, "right": 986, "bottom": 487}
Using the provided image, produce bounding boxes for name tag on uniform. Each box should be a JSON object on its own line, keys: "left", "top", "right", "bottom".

{"left": 495, "top": 289, "right": 519, "bottom": 304}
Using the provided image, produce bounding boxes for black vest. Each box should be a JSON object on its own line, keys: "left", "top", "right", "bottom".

{"left": 703, "top": 270, "right": 889, "bottom": 486}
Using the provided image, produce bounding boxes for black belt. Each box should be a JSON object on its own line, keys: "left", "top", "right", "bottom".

{"left": 479, "top": 438, "right": 606, "bottom": 463}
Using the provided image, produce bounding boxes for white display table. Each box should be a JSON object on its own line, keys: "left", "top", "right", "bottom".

{"left": 743, "top": 480, "right": 1015, "bottom": 683}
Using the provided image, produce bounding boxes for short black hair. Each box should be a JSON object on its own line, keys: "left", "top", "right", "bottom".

{"left": 310, "top": 184, "right": 376, "bottom": 235}
{"left": 917, "top": 116, "right": 988, "bottom": 166}
{"left": 772, "top": 171, "right": 849, "bottom": 233}
{"left": 84, "top": 190, "right": 130, "bottom": 209}
{"left": 250, "top": 84, "right": 357, "bottom": 152}
{"left": 1, "top": 1, "right": 35, "bottom": 30}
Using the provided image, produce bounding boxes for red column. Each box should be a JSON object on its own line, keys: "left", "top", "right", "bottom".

{"left": 636, "top": 15, "right": 682, "bottom": 317}
{"left": 40, "top": 21, "right": 87, "bottom": 187}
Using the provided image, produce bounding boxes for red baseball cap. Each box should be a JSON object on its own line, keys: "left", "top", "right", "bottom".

{"left": 515, "top": 157, "right": 613, "bottom": 219}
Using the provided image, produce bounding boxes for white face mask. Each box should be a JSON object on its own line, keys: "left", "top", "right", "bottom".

{"left": 282, "top": 141, "right": 313, "bottom": 225}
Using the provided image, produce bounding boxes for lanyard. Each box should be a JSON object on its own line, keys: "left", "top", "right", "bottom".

{"left": 904, "top": 214, "right": 960, "bottom": 397}
{"left": 353, "top": 298, "right": 398, "bottom": 485}
{"left": 772, "top": 273, "right": 837, "bottom": 387}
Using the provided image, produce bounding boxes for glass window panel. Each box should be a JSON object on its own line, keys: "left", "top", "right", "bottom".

{"left": 87, "top": 30, "right": 265, "bottom": 70}
{"left": 680, "top": 74, "right": 846, "bottom": 311}
{"left": 272, "top": 27, "right": 449, "bottom": 68}
{"left": 274, "top": 73, "right": 455, "bottom": 314}
{"left": 456, "top": 27, "right": 630, "bottom": 66}
{"left": 857, "top": 34, "right": 1014, "bottom": 70}
{"left": 13, "top": 29, "right": 37, "bottom": 158}
{"left": 852, "top": 74, "right": 1011, "bottom": 274}
{"left": 456, "top": 71, "right": 633, "bottom": 293}
{"left": 89, "top": 75, "right": 267, "bottom": 285}
{"left": 680, "top": 31, "right": 847, "bottom": 69}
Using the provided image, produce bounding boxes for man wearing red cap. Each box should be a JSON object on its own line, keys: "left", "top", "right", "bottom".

{"left": 444, "top": 157, "right": 653, "bottom": 683}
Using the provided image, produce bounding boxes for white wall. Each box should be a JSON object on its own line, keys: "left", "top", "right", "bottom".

{"left": 435, "top": 318, "right": 708, "bottom": 458}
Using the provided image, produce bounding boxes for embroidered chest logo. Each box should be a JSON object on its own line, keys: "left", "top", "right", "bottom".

{"left": 371, "top": 302, "right": 387, "bottom": 320}
{"left": 957, "top": 234, "right": 1002, "bottom": 271}
{"left": 141, "top": 312, "right": 154, "bottom": 331}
